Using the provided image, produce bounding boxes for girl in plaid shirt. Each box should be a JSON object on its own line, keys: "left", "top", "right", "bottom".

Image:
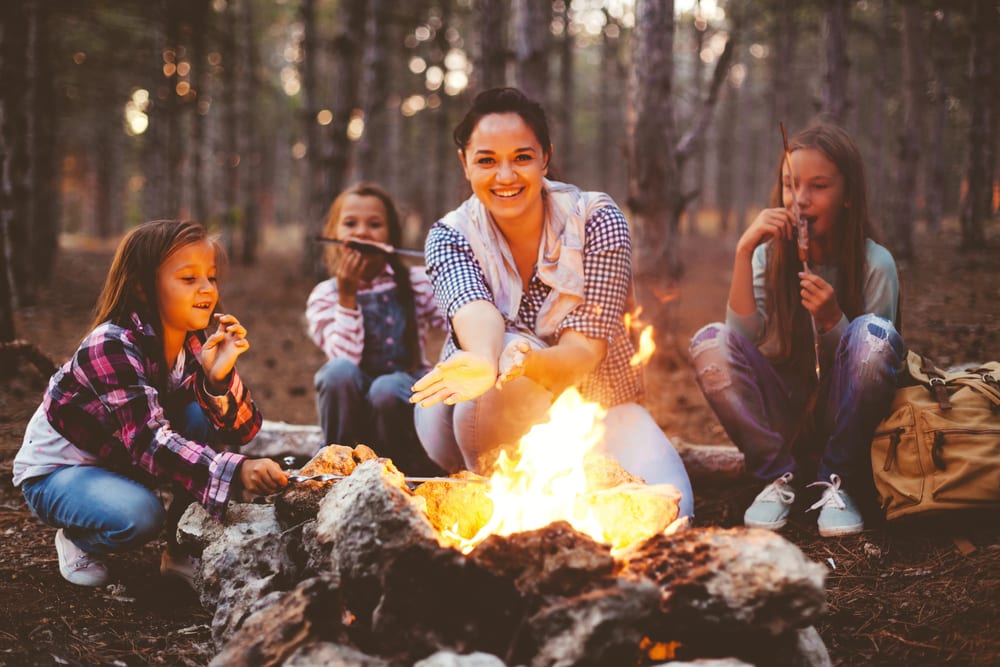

{"left": 410, "top": 88, "right": 693, "bottom": 518}
{"left": 307, "top": 182, "right": 445, "bottom": 475}
{"left": 13, "top": 220, "right": 287, "bottom": 587}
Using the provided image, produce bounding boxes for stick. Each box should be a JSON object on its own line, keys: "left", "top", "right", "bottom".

{"left": 313, "top": 236, "right": 425, "bottom": 258}
{"left": 781, "top": 122, "right": 821, "bottom": 381}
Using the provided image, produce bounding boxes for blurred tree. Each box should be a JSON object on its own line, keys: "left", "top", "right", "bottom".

{"left": 887, "top": 3, "right": 925, "bottom": 260}
{"left": 357, "top": 0, "right": 392, "bottom": 182}
{"left": 241, "top": 0, "right": 260, "bottom": 264}
{"left": 597, "top": 7, "right": 623, "bottom": 195}
{"left": 477, "top": 0, "right": 506, "bottom": 91}
{"left": 959, "top": 0, "right": 997, "bottom": 250}
{"left": 556, "top": 0, "right": 573, "bottom": 181}
{"left": 514, "top": 0, "right": 551, "bottom": 108}
{"left": 820, "top": 0, "right": 850, "bottom": 124}
{"left": 922, "top": 7, "right": 952, "bottom": 233}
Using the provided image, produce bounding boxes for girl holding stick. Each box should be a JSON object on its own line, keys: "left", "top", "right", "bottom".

{"left": 689, "top": 123, "right": 906, "bottom": 536}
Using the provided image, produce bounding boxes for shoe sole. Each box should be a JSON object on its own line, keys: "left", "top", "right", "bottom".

{"left": 744, "top": 517, "right": 788, "bottom": 530}
{"left": 818, "top": 524, "right": 863, "bottom": 537}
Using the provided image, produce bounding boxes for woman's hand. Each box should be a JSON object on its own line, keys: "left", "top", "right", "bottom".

{"left": 496, "top": 337, "right": 533, "bottom": 388}
{"left": 737, "top": 207, "right": 795, "bottom": 258}
{"left": 239, "top": 458, "right": 288, "bottom": 496}
{"left": 799, "top": 271, "right": 842, "bottom": 332}
{"left": 200, "top": 313, "right": 250, "bottom": 393}
{"left": 410, "top": 351, "right": 498, "bottom": 407}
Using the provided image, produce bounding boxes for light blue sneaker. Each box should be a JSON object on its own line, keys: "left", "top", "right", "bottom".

{"left": 744, "top": 472, "right": 796, "bottom": 530}
{"left": 808, "top": 474, "right": 864, "bottom": 537}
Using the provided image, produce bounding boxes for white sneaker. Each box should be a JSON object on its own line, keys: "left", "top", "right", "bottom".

{"left": 808, "top": 474, "right": 864, "bottom": 537}
{"left": 160, "top": 549, "right": 200, "bottom": 590}
{"left": 744, "top": 472, "right": 796, "bottom": 530}
{"left": 55, "top": 529, "right": 110, "bottom": 587}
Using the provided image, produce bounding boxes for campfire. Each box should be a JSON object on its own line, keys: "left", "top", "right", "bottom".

{"left": 175, "top": 379, "right": 832, "bottom": 667}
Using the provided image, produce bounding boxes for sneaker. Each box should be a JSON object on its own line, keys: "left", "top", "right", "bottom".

{"left": 55, "top": 529, "right": 110, "bottom": 587}
{"left": 808, "top": 474, "right": 864, "bottom": 537}
{"left": 744, "top": 472, "right": 796, "bottom": 530}
{"left": 160, "top": 549, "right": 200, "bottom": 590}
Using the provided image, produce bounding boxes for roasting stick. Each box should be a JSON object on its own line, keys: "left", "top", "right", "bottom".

{"left": 781, "top": 122, "right": 821, "bottom": 381}
{"left": 313, "top": 236, "right": 425, "bottom": 258}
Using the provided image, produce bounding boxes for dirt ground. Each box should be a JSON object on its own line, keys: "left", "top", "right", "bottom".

{"left": 0, "top": 222, "right": 997, "bottom": 666}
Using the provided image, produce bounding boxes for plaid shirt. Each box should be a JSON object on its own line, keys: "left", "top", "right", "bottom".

{"left": 43, "top": 312, "right": 260, "bottom": 518}
{"left": 426, "top": 204, "right": 643, "bottom": 407}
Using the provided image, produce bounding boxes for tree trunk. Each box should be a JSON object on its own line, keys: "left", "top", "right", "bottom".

{"left": 768, "top": 0, "right": 795, "bottom": 135}
{"left": 477, "top": 0, "right": 506, "bottom": 91}
{"left": 820, "top": 0, "right": 850, "bottom": 124}
{"left": 959, "top": 0, "right": 996, "bottom": 250}
{"left": 888, "top": 4, "right": 924, "bottom": 260}
{"left": 557, "top": 1, "right": 573, "bottom": 181}
{"left": 628, "top": 0, "right": 681, "bottom": 282}
{"left": 165, "top": 0, "right": 184, "bottom": 216}
{"left": 0, "top": 2, "right": 16, "bottom": 343}
{"left": 190, "top": 0, "right": 211, "bottom": 226}
{"left": 143, "top": 0, "right": 169, "bottom": 220}
{"left": 684, "top": 2, "right": 708, "bottom": 235}
{"left": 922, "top": 8, "right": 951, "bottom": 233}
{"left": 240, "top": 0, "right": 259, "bottom": 265}
{"left": 597, "top": 9, "right": 622, "bottom": 199}
{"left": 869, "top": 0, "right": 890, "bottom": 226}
{"left": 357, "top": 0, "right": 392, "bottom": 182}
{"left": 221, "top": 0, "right": 243, "bottom": 257}
{"left": 514, "top": 0, "right": 551, "bottom": 107}
{"left": 30, "top": 0, "right": 59, "bottom": 283}
{"left": 1, "top": 0, "right": 36, "bottom": 307}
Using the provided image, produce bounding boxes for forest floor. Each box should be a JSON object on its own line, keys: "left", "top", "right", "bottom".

{"left": 0, "top": 220, "right": 997, "bottom": 666}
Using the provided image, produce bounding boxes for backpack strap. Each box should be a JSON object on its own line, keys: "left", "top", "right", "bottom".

{"left": 916, "top": 353, "right": 952, "bottom": 411}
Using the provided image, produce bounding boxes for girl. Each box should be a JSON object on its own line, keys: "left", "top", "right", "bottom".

{"left": 410, "top": 87, "right": 694, "bottom": 519}
{"left": 689, "top": 123, "right": 906, "bottom": 536}
{"left": 13, "top": 220, "right": 287, "bottom": 587}
{"left": 307, "top": 182, "right": 445, "bottom": 475}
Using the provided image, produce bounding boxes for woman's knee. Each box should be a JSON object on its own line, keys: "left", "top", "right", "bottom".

{"left": 314, "top": 358, "right": 364, "bottom": 392}
{"left": 689, "top": 323, "right": 736, "bottom": 394}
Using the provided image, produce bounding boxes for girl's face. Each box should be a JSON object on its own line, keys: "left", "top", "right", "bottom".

{"left": 155, "top": 239, "right": 218, "bottom": 340}
{"left": 783, "top": 147, "right": 846, "bottom": 240}
{"left": 460, "top": 112, "right": 549, "bottom": 229}
{"left": 334, "top": 194, "right": 391, "bottom": 244}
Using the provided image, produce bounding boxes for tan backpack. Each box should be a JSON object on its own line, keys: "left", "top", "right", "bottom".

{"left": 871, "top": 351, "right": 1000, "bottom": 521}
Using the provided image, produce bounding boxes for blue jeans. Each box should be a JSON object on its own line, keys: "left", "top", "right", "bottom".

{"left": 20, "top": 402, "right": 212, "bottom": 556}
{"left": 414, "top": 376, "right": 695, "bottom": 519}
{"left": 314, "top": 358, "right": 441, "bottom": 475}
{"left": 689, "top": 315, "right": 906, "bottom": 492}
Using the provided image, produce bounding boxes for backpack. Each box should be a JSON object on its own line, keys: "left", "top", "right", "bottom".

{"left": 871, "top": 351, "right": 1000, "bottom": 521}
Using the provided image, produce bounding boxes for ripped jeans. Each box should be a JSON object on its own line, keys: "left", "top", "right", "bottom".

{"left": 688, "top": 314, "right": 905, "bottom": 491}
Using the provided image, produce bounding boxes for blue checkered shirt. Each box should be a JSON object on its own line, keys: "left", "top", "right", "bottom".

{"left": 425, "top": 204, "right": 643, "bottom": 407}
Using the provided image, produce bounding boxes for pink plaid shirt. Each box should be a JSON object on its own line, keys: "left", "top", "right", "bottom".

{"left": 39, "top": 312, "right": 260, "bottom": 518}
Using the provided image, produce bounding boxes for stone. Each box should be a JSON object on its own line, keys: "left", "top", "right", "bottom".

{"left": 414, "top": 651, "right": 510, "bottom": 667}
{"left": 275, "top": 444, "right": 379, "bottom": 526}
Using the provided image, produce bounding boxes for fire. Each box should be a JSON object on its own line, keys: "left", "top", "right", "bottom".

{"left": 445, "top": 388, "right": 681, "bottom": 556}
{"left": 453, "top": 389, "right": 608, "bottom": 553}
{"left": 625, "top": 307, "right": 656, "bottom": 367}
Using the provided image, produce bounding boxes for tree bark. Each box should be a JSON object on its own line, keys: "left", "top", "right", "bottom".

{"left": 514, "top": 0, "right": 551, "bottom": 107}
{"left": 888, "top": 4, "right": 924, "bottom": 260}
{"left": 959, "top": 0, "right": 997, "bottom": 250}
{"left": 597, "top": 9, "right": 623, "bottom": 199}
{"left": 820, "top": 0, "right": 850, "bottom": 124}
{"left": 684, "top": 2, "right": 708, "bottom": 235}
{"left": 357, "top": 0, "right": 392, "bottom": 182}
{"left": 922, "top": 8, "right": 951, "bottom": 233}
{"left": 557, "top": 1, "right": 573, "bottom": 181}
{"left": 240, "top": 0, "right": 259, "bottom": 265}
{"left": 30, "top": 0, "right": 59, "bottom": 283}
{"left": 477, "top": 0, "right": 506, "bottom": 91}
{"left": 628, "top": 0, "right": 681, "bottom": 281}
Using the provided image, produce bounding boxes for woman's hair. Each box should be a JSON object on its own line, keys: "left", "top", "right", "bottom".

{"left": 321, "top": 182, "right": 421, "bottom": 373}
{"left": 91, "top": 220, "right": 218, "bottom": 332}
{"left": 762, "top": 123, "right": 878, "bottom": 384}
{"left": 452, "top": 87, "right": 553, "bottom": 163}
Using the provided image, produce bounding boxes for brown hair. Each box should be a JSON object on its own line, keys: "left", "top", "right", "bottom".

{"left": 91, "top": 220, "right": 220, "bottom": 333}
{"left": 761, "top": 123, "right": 880, "bottom": 385}
{"left": 321, "top": 182, "right": 421, "bottom": 373}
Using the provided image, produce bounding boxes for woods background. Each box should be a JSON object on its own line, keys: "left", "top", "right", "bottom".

{"left": 1, "top": 0, "right": 998, "bottom": 347}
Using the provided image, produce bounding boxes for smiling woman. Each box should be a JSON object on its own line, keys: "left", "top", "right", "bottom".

{"left": 411, "top": 88, "right": 694, "bottom": 519}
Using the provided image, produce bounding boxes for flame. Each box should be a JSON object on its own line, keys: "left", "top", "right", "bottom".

{"left": 630, "top": 325, "right": 655, "bottom": 367}
{"left": 452, "top": 389, "right": 608, "bottom": 553}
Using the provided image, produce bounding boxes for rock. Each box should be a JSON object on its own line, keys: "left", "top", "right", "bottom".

{"left": 619, "top": 527, "right": 827, "bottom": 638}
{"left": 370, "top": 544, "right": 523, "bottom": 663}
{"left": 519, "top": 578, "right": 661, "bottom": 667}
{"left": 284, "top": 641, "right": 391, "bottom": 666}
{"left": 275, "top": 444, "right": 379, "bottom": 526}
{"left": 209, "top": 576, "right": 347, "bottom": 667}
{"left": 415, "top": 651, "right": 510, "bottom": 667}
{"left": 313, "top": 459, "right": 444, "bottom": 618}
{"left": 414, "top": 470, "right": 494, "bottom": 544}
{"left": 241, "top": 420, "right": 324, "bottom": 459}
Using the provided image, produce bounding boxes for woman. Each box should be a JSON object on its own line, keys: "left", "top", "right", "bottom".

{"left": 411, "top": 87, "right": 693, "bottom": 519}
